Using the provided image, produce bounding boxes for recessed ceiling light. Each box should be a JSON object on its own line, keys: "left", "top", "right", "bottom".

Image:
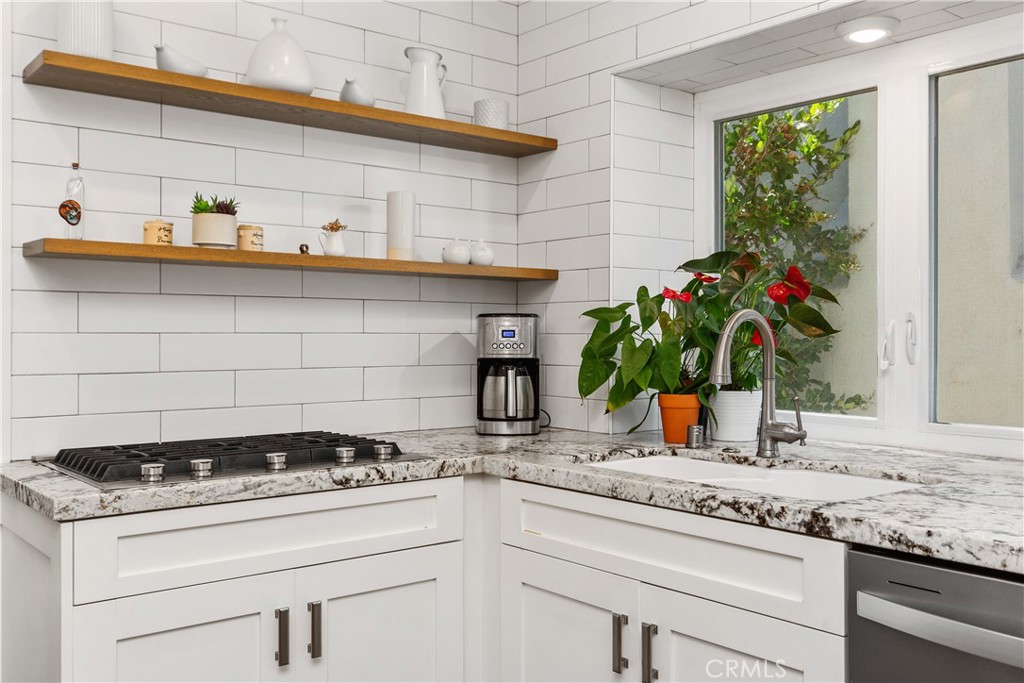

{"left": 837, "top": 16, "right": 900, "bottom": 44}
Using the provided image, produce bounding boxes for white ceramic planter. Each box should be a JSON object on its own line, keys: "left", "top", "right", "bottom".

{"left": 192, "top": 214, "right": 237, "bottom": 249}
{"left": 710, "top": 390, "right": 762, "bottom": 442}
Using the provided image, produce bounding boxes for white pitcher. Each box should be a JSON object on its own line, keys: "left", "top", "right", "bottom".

{"left": 404, "top": 47, "right": 447, "bottom": 119}
{"left": 318, "top": 230, "right": 346, "bottom": 257}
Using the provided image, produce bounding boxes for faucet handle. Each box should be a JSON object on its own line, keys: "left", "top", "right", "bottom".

{"left": 793, "top": 396, "right": 806, "bottom": 446}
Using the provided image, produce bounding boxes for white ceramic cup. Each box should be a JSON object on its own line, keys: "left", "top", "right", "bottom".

{"left": 474, "top": 99, "right": 509, "bottom": 130}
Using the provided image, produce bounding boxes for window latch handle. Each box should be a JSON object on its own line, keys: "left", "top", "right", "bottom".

{"left": 905, "top": 313, "right": 918, "bottom": 365}
{"left": 879, "top": 321, "right": 896, "bottom": 371}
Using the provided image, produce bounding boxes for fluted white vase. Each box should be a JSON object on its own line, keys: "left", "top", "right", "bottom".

{"left": 58, "top": 0, "right": 113, "bottom": 60}
{"left": 246, "top": 17, "right": 314, "bottom": 95}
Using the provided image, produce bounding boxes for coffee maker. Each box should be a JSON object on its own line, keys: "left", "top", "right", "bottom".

{"left": 476, "top": 313, "right": 540, "bottom": 435}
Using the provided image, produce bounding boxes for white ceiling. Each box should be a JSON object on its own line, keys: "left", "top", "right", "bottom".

{"left": 618, "top": 0, "right": 1024, "bottom": 92}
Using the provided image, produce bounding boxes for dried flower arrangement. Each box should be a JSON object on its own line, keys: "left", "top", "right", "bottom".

{"left": 321, "top": 219, "right": 347, "bottom": 232}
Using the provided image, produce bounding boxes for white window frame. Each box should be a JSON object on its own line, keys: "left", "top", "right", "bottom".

{"left": 694, "top": 15, "right": 1024, "bottom": 458}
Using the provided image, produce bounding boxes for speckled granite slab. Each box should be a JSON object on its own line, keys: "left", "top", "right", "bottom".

{"left": 2, "top": 428, "right": 1021, "bottom": 574}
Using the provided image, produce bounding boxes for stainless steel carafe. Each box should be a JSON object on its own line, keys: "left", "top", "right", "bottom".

{"left": 476, "top": 313, "right": 540, "bottom": 435}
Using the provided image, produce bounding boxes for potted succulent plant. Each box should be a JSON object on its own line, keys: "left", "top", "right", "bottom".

{"left": 578, "top": 250, "right": 841, "bottom": 443}
{"left": 191, "top": 193, "right": 239, "bottom": 249}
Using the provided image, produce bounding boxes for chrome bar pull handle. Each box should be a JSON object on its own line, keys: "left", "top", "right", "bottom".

{"left": 505, "top": 366, "right": 518, "bottom": 418}
{"left": 611, "top": 613, "right": 629, "bottom": 673}
{"left": 792, "top": 397, "right": 806, "bottom": 446}
{"left": 642, "top": 622, "right": 658, "bottom": 683}
{"left": 275, "top": 607, "right": 290, "bottom": 666}
{"left": 307, "top": 601, "right": 322, "bottom": 659}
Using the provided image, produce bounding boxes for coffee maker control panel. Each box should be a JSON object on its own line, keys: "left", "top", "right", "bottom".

{"left": 478, "top": 314, "right": 538, "bottom": 358}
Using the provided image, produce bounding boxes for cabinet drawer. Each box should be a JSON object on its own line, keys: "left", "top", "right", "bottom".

{"left": 501, "top": 480, "right": 845, "bottom": 635}
{"left": 74, "top": 478, "right": 463, "bottom": 605}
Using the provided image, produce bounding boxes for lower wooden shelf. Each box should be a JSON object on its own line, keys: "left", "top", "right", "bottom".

{"left": 21, "top": 239, "right": 559, "bottom": 282}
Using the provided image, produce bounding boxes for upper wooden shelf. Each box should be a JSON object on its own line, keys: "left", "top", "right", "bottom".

{"left": 22, "top": 50, "right": 558, "bottom": 158}
{"left": 22, "top": 239, "right": 559, "bottom": 282}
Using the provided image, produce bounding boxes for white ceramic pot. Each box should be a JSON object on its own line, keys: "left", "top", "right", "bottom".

{"left": 340, "top": 79, "right": 375, "bottom": 107}
{"left": 319, "top": 230, "right": 346, "bottom": 257}
{"left": 441, "top": 239, "right": 471, "bottom": 264}
{"left": 58, "top": 0, "right": 113, "bottom": 60}
{"left": 246, "top": 17, "right": 314, "bottom": 95}
{"left": 404, "top": 47, "right": 447, "bottom": 119}
{"left": 155, "top": 44, "right": 208, "bottom": 77}
{"left": 192, "top": 213, "right": 238, "bottom": 249}
{"left": 710, "top": 389, "right": 762, "bottom": 442}
{"left": 470, "top": 240, "right": 495, "bottom": 266}
{"left": 473, "top": 99, "right": 509, "bottom": 129}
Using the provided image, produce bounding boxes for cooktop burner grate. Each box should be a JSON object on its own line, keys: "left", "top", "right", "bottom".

{"left": 49, "top": 431, "right": 405, "bottom": 483}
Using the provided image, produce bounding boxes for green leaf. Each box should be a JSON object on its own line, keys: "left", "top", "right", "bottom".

{"left": 652, "top": 336, "right": 682, "bottom": 393}
{"left": 597, "top": 316, "right": 638, "bottom": 357}
{"left": 581, "top": 319, "right": 612, "bottom": 359}
{"left": 634, "top": 364, "right": 654, "bottom": 392}
{"left": 637, "top": 286, "right": 663, "bottom": 332}
{"left": 578, "top": 356, "right": 616, "bottom": 397}
{"left": 787, "top": 302, "right": 839, "bottom": 337}
{"left": 809, "top": 284, "right": 840, "bottom": 306}
{"left": 621, "top": 338, "right": 654, "bottom": 385}
{"left": 678, "top": 250, "right": 740, "bottom": 275}
{"left": 581, "top": 302, "right": 632, "bottom": 322}
{"left": 606, "top": 372, "right": 642, "bottom": 412}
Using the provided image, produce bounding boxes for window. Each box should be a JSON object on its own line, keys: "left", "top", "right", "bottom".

{"left": 695, "top": 15, "right": 1023, "bottom": 455}
{"left": 718, "top": 92, "right": 878, "bottom": 417}
{"left": 933, "top": 58, "right": 1024, "bottom": 429}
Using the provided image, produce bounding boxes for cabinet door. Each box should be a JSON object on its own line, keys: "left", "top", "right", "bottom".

{"left": 640, "top": 584, "right": 845, "bottom": 682}
{"left": 501, "top": 546, "right": 641, "bottom": 682}
{"left": 72, "top": 571, "right": 294, "bottom": 682}
{"left": 295, "top": 542, "right": 463, "bottom": 682}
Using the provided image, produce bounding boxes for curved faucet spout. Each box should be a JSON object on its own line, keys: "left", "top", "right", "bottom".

{"left": 709, "top": 308, "right": 802, "bottom": 457}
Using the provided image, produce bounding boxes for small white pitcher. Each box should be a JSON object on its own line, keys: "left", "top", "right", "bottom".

{"left": 404, "top": 47, "right": 447, "bottom": 119}
{"left": 318, "top": 230, "right": 345, "bottom": 257}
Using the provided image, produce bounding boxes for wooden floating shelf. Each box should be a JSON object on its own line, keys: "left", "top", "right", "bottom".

{"left": 22, "top": 239, "right": 559, "bottom": 282}
{"left": 22, "top": 50, "right": 558, "bottom": 158}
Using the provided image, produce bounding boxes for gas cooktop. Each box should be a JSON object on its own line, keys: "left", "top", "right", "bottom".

{"left": 36, "top": 431, "right": 419, "bottom": 490}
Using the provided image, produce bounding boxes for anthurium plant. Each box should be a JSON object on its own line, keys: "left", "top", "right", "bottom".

{"left": 578, "top": 249, "right": 841, "bottom": 432}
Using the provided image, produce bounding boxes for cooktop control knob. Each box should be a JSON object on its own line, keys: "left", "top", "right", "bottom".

{"left": 335, "top": 446, "right": 356, "bottom": 465}
{"left": 140, "top": 463, "right": 164, "bottom": 483}
{"left": 373, "top": 444, "right": 393, "bottom": 462}
{"left": 266, "top": 452, "right": 287, "bottom": 472}
{"left": 190, "top": 458, "right": 213, "bottom": 479}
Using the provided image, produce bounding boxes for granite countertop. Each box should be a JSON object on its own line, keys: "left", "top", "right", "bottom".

{"left": 2, "top": 427, "right": 1021, "bottom": 574}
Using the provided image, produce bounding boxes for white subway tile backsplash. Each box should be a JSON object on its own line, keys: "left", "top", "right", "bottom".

{"left": 11, "top": 375, "right": 78, "bottom": 418}
{"left": 235, "top": 297, "right": 363, "bottom": 332}
{"left": 471, "top": 180, "right": 518, "bottom": 214}
{"left": 364, "top": 167, "right": 472, "bottom": 208}
{"left": 419, "top": 333, "right": 477, "bottom": 365}
{"left": 518, "top": 0, "right": 546, "bottom": 33}
{"left": 614, "top": 201, "right": 660, "bottom": 237}
{"left": 11, "top": 291, "right": 77, "bottom": 332}
{"left": 364, "top": 365, "right": 471, "bottom": 399}
{"left": 543, "top": 395, "right": 589, "bottom": 430}
{"left": 613, "top": 234, "right": 693, "bottom": 271}
{"left": 546, "top": 169, "right": 609, "bottom": 209}
{"left": 112, "top": 10, "right": 160, "bottom": 57}
{"left": 420, "top": 395, "right": 475, "bottom": 429}
{"left": 365, "top": 301, "right": 472, "bottom": 333}
{"left": 12, "top": 78, "right": 160, "bottom": 136}
{"left": 472, "top": 56, "right": 518, "bottom": 94}
{"left": 660, "top": 207, "right": 694, "bottom": 240}
{"left": 519, "top": 140, "right": 589, "bottom": 183}
{"left": 615, "top": 135, "right": 660, "bottom": 173}
{"left": 518, "top": 57, "right": 546, "bottom": 94}
{"left": 589, "top": 202, "right": 610, "bottom": 235}
{"left": 613, "top": 78, "right": 661, "bottom": 109}
{"left": 637, "top": 1, "right": 751, "bottom": 56}
{"left": 589, "top": 1, "right": 687, "bottom": 39}
{"left": 614, "top": 168, "right": 692, "bottom": 209}
{"left": 614, "top": 102, "right": 692, "bottom": 146}
{"left": 162, "top": 265, "right": 302, "bottom": 297}
{"left": 660, "top": 143, "right": 694, "bottom": 178}
{"left": 160, "top": 178, "right": 303, "bottom": 227}
{"left": 421, "top": 12, "right": 517, "bottom": 64}
{"left": 79, "top": 293, "right": 235, "bottom": 332}
{"left": 518, "top": 75, "right": 588, "bottom": 123}
{"left": 473, "top": 0, "right": 518, "bottom": 33}
{"left": 11, "top": 120, "right": 77, "bottom": 167}
{"left": 13, "top": 1, "right": 57, "bottom": 38}
{"left": 545, "top": 102, "right": 610, "bottom": 143}
{"left": 11, "top": 412, "right": 161, "bottom": 460}
{"left": 420, "top": 205, "right": 517, "bottom": 243}
{"left": 236, "top": 149, "right": 362, "bottom": 195}
{"left": 518, "top": 242, "right": 547, "bottom": 269}
{"left": 545, "top": 301, "right": 599, "bottom": 334}
{"left": 13, "top": 162, "right": 161, "bottom": 214}
{"left": 589, "top": 267, "right": 610, "bottom": 300}
{"left": 162, "top": 106, "right": 303, "bottom": 156}
{"left": 12, "top": 333, "right": 158, "bottom": 375}
{"left": 518, "top": 205, "right": 589, "bottom": 244}
{"left": 236, "top": 367, "right": 363, "bottom": 406}
{"left": 303, "top": 127, "right": 420, "bottom": 171}
{"left": 237, "top": 2, "right": 364, "bottom": 61}
{"left": 303, "top": 333, "right": 419, "bottom": 368}
{"left": 303, "top": 399, "right": 420, "bottom": 434}
{"left": 159, "top": 23, "right": 254, "bottom": 74}
{"left": 114, "top": 1, "right": 237, "bottom": 33}
{"left": 420, "top": 276, "right": 517, "bottom": 304}
{"left": 589, "top": 136, "right": 610, "bottom": 170}
{"left": 660, "top": 88, "right": 695, "bottom": 115}
{"left": 518, "top": 269, "right": 588, "bottom": 304}
{"left": 365, "top": 31, "right": 473, "bottom": 85}
{"left": 80, "top": 371, "right": 235, "bottom": 414}
{"left": 304, "top": 1, "right": 419, "bottom": 40}
{"left": 161, "top": 405, "right": 303, "bottom": 442}
{"left": 546, "top": 234, "right": 608, "bottom": 270}
{"left": 518, "top": 180, "right": 547, "bottom": 213}
{"left": 519, "top": 10, "right": 589, "bottom": 63}
{"left": 546, "top": 28, "right": 636, "bottom": 86}
{"left": 161, "top": 334, "right": 301, "bottom": 371}
{"left": 421, "top": 146, "right": 518, "bottom": 184}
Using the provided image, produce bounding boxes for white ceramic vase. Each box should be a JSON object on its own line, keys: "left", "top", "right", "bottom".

{"left": 155, "top": 44, "right": 208, "bottom": 77}
{"left": 404, "top": 47, "right": 447, "bottom": 119}
{"left": 470, "top": 240, "right": 495, "bottom": 266}
{"left": 192, "top": 214, "right": 238, "bottom": 249}
{"left": 246, "top": 18, "right": 314, "bottom": 95}
{"left": 319, "top": 231, "right": 346, "bottom": 257}
{"left": 340, "top": 79, "right": 375, "bottom": 107}
{"left": 441, "top": 239, "right": 471, "bottom": 265}
{"left": 709, "top": 389, "right": 762, "bottom": 442}
{"left": 386, "top": 191, "right": 416, "bottom": 260}
{"left": 58, "top": 0, "right": 113, "bottom": 60}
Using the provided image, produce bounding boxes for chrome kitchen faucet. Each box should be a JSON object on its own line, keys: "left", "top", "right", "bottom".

{"left": 710, "top": 309, "right": 807, "bottom": 457}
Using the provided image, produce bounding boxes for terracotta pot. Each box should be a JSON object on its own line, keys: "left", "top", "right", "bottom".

{"left": 658, "top": 393, "right": 701, "bottom": 444}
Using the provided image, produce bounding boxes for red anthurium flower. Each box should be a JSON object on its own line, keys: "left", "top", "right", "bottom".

{"left": 752, "top": 320, "right": 778, "bottom": 348}
{"left": 694, "top": 272, "right": 719, "bottom": 283}
{"left": 767, "top": 266, "right": 811, "bottom": 304}
{"left": 662, "top": 287, "right": 692, "bottom": 303}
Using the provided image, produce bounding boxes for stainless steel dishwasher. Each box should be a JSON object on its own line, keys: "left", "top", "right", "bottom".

{"left": 848, "top": 547, "right": 1024, "bottom": 682}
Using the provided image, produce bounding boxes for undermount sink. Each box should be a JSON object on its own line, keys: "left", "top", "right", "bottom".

{"left": 591, "top": 456, "right": 921, "bottom": 502}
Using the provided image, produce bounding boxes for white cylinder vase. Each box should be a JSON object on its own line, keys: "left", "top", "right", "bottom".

{"left": 58, "top": 0, "right": 114, "bottom": 60}
{"left": 386, "top": 191, "right": 415, "bottom": 260}
{"left": 709, "top": 390, "right": 763, "bottom": 442}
